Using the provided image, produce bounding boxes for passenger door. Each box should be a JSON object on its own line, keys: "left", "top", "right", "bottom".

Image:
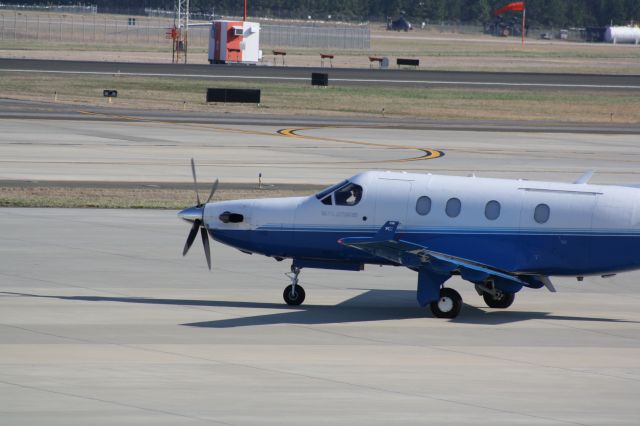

{"left": 373, "top": 178, "right": 413, "bottom": 229}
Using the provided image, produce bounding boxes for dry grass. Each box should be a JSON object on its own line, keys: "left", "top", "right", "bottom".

{"left": 1, "top": 72, "right": 638, "bottom": 123}
{"left": 0, "top": 184, "right": 320, "bottom": 209}
{"left": 2, "top": 42, "right": 639, "bottom": 74}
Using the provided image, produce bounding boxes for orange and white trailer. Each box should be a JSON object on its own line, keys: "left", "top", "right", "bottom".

{"left": 208, "top": 20, "right": 261, "bottom": 64}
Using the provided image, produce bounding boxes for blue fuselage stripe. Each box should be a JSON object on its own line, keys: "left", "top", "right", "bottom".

{"left": 211, "top": 226, "right": 640, "bottom": 276}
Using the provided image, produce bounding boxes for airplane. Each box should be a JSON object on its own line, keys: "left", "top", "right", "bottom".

{"left": 179, "top": 159, "right": 638, "bottom": 319}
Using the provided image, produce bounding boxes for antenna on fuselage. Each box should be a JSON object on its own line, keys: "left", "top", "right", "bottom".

{"left": 574, "top": 170, "right": 594, "bottom": 185}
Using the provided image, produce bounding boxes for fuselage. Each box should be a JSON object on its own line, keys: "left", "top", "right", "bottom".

{"left": 201, "top": 171, "right": 640, "bottom": 276}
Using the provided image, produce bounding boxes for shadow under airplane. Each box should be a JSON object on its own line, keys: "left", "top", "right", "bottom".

{"left": 3, "top": 290, "right": 636, "bottom": 328}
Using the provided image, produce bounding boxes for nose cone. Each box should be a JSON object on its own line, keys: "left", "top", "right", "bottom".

{"left": 178, "top": 206, "right": 203, "bottom": 222}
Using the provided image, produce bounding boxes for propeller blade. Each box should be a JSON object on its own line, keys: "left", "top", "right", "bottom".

{"left": 201, "top": 226, "right": 211, "bottom": 270}
{"left": 205, "top": 178, "right": 219, "bottom": 204}
{"left": 183, "top": 219, "right": 201, "bottom": 256}
{"left": 190, "top": 158, "right": 201, "bottom": 206}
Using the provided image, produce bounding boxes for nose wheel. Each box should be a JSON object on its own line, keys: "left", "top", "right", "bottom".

{"left": 283, "top": 266, "right": 305, "bottom": 306}
{"left": 430, "top": 288, "right": 462, "bottom": 319}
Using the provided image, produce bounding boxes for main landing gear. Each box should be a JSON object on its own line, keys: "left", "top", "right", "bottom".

{"left": 482, "top": 291, "right": 515, "bottom": 309}
{"left": 283, "top": 266, "right": 305, "bottom": 306}
{"left": 475, "top": 283, "right": 516, "bottom": 309}
{"left": 429, "top": 288, "right": 463, "bottom": 319}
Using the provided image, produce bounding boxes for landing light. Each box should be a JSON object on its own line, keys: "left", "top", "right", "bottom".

{"left": 219, "top": 211, "right": 244, "bottom": 223}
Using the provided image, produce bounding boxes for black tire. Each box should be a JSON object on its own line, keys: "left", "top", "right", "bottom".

{"left": 430, "top": 288, "right": 462, "bottom": 319}
{"left": 283, "top": 284, "right": 305, "bottom": 306}
{"left": 483, "top": 291, "right": 515, "bottom": 309}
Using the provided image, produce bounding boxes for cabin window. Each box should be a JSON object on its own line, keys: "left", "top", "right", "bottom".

{"left": 445, "top": 198, "right": 461, "bottom": 218}
{"left": 415, "top": 196, "right": 432, "bottom": 216}
{"left": 334, "top": 183, "right": 363, "bottom": 206}
{"left": 485, "top": 200, "right": 501, "bottom": 220}
{"left": 534, "top": 203, "right": 550, "bottom": 224}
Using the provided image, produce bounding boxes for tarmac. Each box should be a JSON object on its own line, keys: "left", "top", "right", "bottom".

{"left": 1, "top": 101, "right": 640, "bottom": 185}
{"left": 2, "top": 58, "right": 639, "bottom": 90}
{"left": 1, "top": 99, "right": 640, "bottom": 424}
{"left": 1, "top": 208, "right": 639, "bottom": 425}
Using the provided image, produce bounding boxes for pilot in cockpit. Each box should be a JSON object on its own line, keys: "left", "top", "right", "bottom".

{"left": 335, "top": 183, "right": 363, "bottom": 206}
{"left": 317, "top": 181, "right": 363, "bottom": 206}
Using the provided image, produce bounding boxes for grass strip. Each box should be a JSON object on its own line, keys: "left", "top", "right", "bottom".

{"left": 1, "top": 72, "right": 638, "bottom": 123}
{"left": 0, "top": 182, "right": 322, "bottom": 209}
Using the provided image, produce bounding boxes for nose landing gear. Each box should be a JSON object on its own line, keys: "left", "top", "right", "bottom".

{"left": 283, "top": 266, "right": 305, "bottom": 306}
{"left": 429, "top": 287, "right": 462, "bottom": 319}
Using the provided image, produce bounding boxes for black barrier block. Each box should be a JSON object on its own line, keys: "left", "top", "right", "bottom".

{"left": 311, "top": 73, "right": 329, "bottom": 86}
{"left": 397, "top": 58, "right": 419, "bottom": 67}
{"left": 103, "top": 90, "right": 117, "bottom": 97}
{"left": 206, "top": 88, "right": 261, "bottom": 103}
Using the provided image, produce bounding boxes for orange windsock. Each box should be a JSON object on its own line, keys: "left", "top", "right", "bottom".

{"left": 495, "top": 2, "right": 525, "bottom": 15}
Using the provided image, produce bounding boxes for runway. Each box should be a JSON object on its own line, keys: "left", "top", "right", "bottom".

{"left": 1, "top": 58, "right": 639, "bottom": 90}
{"left": 1, "top": 208, "right": 639, "bottom": 425}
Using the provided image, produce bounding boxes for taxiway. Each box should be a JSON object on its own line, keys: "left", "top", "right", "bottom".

{"left": 1, "top": 100, "right": 640, "bottom": 185}
{"left": 1, "top": 208, "right": 639, "bottom": 425}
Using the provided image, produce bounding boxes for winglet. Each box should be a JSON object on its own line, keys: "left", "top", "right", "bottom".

{"left": 574, "top": 170, "right": 594, "bottom": 184}
{"left": 337, "top": 220, "right": 400, "bottom": 246}
{"left": 374, "top": 221, "right": 399, "bottom": 240}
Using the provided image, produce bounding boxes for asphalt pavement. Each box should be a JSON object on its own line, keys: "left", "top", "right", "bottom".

{"left": 1, "top": 208, "right": 639, "bottom": 425}
{"left": 1, "top": 58, "right": 639, "bottom": 90}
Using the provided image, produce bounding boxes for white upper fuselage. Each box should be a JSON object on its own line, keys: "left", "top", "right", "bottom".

{"left": 201, "top": 171, "right": 640, "bottom": 276}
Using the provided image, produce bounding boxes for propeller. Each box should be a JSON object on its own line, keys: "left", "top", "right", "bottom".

{"left": 179, "top": 158, "right": 219, "bottom": 269}
{"left": 191, "top": 158, "right": 201, "bottom": 206}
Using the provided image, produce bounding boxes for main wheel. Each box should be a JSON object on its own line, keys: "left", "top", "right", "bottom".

{"left": 283, "top": 284, "right": 305, "bottom": 306}
{"left": 430, "top": 288, "right": 462, "bottom": 319}
{"left": 483, "top": 291, "right": 515, "bottom": 309}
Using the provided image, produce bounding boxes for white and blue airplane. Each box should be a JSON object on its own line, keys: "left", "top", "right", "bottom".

{"left": 179, "top": 160, "right": 638, "bottom": 319}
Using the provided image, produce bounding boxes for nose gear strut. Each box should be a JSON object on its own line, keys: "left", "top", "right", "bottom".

{"left": 283, "top": 265, "right": 305, "bottom": 305}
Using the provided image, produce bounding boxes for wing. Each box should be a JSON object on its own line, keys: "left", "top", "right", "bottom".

{"left": 338, "top": 221, "right": 527, "bottom": 287}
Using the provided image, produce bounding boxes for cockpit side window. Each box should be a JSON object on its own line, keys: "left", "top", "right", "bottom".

{"left": 334, "top": 183, "right": 363, "bottom": 206}
{"left": 321, "top": 195, "right": 332, "bottom": 205}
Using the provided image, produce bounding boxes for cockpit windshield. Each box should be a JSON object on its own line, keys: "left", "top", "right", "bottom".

{"left": 315, "top": 180, "right": 363, "bottom": 206}
{"left": 315, "top": 180, "right": 349, "bottom": 200}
